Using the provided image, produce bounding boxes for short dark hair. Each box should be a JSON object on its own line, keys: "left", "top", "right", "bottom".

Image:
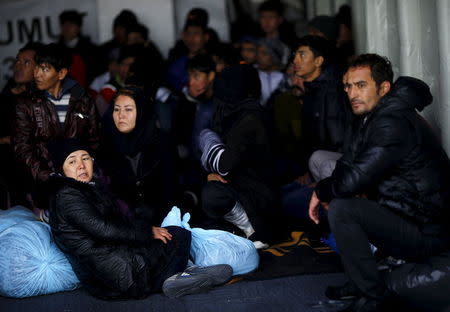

{"left": 187, "top": 54, "right": 216, "bottom": 73}
{"left": 18, "top": 42, "right": 44, "bottom": 54}
{"left": 183, "top": 19, "right": 207, "bottom": 32}
{"left": 113, "top": 9, "right": 138, "bottom": 30}
{"left": 259, "top": 0, "right": 284, "bottom": 16}
{"left": 35, "top": 43, "right": 71, "bottom": 71}
{"left": 187, "top": 8, "right": 209, "bottom": 27}
{"left": 128, "top": 23, "right": 149, "bottom": 41}
{"left": 347, "top": 54, "right": 394, "bottom": 87}
{"left": 59, "top": 10, "right": 85, "bottom": 27}
{"left": 294, "top": 35, "right": 334, "bottom": 67}
{"left": 210, "top": 43, "right": 240, "bottom": 67}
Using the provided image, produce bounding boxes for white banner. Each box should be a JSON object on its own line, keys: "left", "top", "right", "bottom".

{"left": 0, "top": 0, "right": 98, "bottom": 90}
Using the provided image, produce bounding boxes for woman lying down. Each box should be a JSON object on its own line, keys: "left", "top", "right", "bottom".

{"left": 47, "top": 138, "right": 232, "bottom": 299}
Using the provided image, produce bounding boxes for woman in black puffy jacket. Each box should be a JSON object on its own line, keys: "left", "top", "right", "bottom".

{"left": 48, "top": 138, "right": 231, "bottom": 299}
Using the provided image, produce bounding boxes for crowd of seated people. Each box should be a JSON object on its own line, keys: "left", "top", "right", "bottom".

{"left": 1, "top": 1, "right": 449, "bottom": 311}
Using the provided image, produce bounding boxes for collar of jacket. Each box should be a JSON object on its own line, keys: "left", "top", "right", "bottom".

{"left": 52, "top": 173, "right": 96, "bottom": 189}
{"left": 303, "top": 65, "right": 337, "bottom": 92}
{"left": 45, "top": 77, "right": 78, "bottom": 101}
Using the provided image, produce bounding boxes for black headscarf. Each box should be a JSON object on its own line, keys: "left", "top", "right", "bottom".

{"left": 212, "top": 64, "right": 262, "bottom": 135}
{"left": 102, "top": 86, "right": 157, "bottom": 157}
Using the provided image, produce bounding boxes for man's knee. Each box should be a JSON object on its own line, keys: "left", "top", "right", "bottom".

{"left": 201, "top": 181, "right": 235, "bottom": 218}
{"left": 309, "top": 150, "right": 341, "bottom": 181}
{"left": 308, "top": 150, "right": 325, "bottom": 181}
{"left": 327, "top": 198, "right": 358, "bottom": 226}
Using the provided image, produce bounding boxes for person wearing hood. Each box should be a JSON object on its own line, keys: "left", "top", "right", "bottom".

{"left": 256, "top": 38, "right": 289, "bottom": 106}
{"left": 309, "top": 54, "right": 450, "bottom": 312}
{"left": 48, "top": 138, "right": 232, "bottom": 299}
{"left": 99, "top": 86, "right": 177, "bottom": 224}
{"left": 199, "top": 64, "right": 277, "bottom": 249}
{"left": 13, "top": 43, "right": 99, "bottom": 220}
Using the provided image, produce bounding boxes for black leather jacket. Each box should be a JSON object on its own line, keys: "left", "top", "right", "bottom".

{"left": 14, "top": 80, "right": 99, "bottom": 181}
{"left": 316, "top": 77, "right": 450, "bottom": 232}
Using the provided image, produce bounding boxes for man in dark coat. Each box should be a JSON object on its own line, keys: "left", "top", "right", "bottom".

{"left": 199, "top": 64, "right": 276, "bottom": 248}
{"left": 0, "top": 42, "right": 43, "bottom": 208}
{"left": 56, "top": 10, "right": 100, "bottom": 87}
{"left": 13, "top": 43, "right": 99, "bottom": 219}
{"left": 280, "top": 35, "right": 350, "bottom": 221}
{"left": 309, "top": 54, "right": 450, "bottom": 312}
{"left": 292, "top": 35, "right": 350, "bottom": 182}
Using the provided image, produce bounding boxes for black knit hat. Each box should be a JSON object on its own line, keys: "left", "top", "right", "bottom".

{"left": 47, "top": 138, "right": 91, "bottom": 173}
{"left": 213, "top": 64, "right": 261, "bottom": 103}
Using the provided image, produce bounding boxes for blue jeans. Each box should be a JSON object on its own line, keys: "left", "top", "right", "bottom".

{"left": 281, "top": 182, "right": 314, "bottom": 219}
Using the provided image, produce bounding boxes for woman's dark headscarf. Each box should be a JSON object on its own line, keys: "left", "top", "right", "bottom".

{"left": 103, "top": 86, "right": 157, "bottom": 157}
{"left": 47, "top": 138, "right": 92, "bottom": 174}
{"left": 212, "top": 64, "right": 262, "bottom": 135}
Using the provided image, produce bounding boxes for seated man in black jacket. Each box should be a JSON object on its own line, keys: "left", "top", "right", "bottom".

{"left": 199, "top": 64, "right": 276, "bottom": 249}
{"left": 293, "top": 35, "right": 350, "bottom": 183}
{"left": 280, "top": 35, "right": 349, "bottom": 221}
{"left": 309, "top": 54, "right": 450, "bottom": 312}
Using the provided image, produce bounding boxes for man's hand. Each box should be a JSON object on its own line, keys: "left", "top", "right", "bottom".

{"left": 152, "top": 227, "right": 172, "bottom": 244}
{"left": 308, "top": 191, "right": 321, "bottom": 224}
{"left": 309, "top": 191, "right": 330, "bottom": 224}
{"left": 207, "top": 173, "right": 228, "bottom": 183}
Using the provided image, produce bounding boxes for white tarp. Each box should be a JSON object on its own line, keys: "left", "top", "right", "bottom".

{"left": 0, "top": 0, "right": 98, "bottom": 90}
{"left": 437, "top": 0, "right": 450, "bottom": 153}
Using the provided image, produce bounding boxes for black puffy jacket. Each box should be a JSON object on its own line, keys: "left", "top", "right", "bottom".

{"left": 49, "top": 177, "right": 176, "bottom": 299}
{"left": 316, "top": 77, "right": 450, "bottom": 232}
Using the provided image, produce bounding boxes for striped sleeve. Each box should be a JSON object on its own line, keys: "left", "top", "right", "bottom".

{"left": 199, "top": 129, "right": 229, "bottom": 176}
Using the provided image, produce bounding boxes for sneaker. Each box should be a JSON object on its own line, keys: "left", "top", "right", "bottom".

{"left": 162, "top": 264, "right": 233, "bottom": 298}
{"left": 248, "top": 232, "right": 270, "bottom": 250}
{"left": 253, "top": 241, "right": 269, "bottom": 249}
{"left": 326, "top": 281, "right": 358, "bottom": 300}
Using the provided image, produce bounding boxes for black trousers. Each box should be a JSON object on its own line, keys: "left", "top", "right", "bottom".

{"left": 201, "top": 181, "right": 239, "bottom": 219}
{"left": 152, "top": 226, "right": 192, "bottom": 290}
{"left": 201, "top": 181, "right": 276, "bottom": 242}
{"left": 328, "top": 198, "right": 450, "bottom": 300}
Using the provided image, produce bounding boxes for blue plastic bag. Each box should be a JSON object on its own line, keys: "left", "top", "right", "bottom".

{"left": 161, "top": 207, "right": 259, "bottom": 275}
{"left": 0, "top": 219, "right": 80, "bottom": 298}
{"left": 0, "top": 206, "right": 36, "bottom": 233}
{"left": 189, "top": 227, "right": 259, "bottom": 275}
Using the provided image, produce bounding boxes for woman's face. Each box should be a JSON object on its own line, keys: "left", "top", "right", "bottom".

{"left": 113, "top": 95, "right": 137, "bottom": 133}
{"left": 63, "top": 150, "right": 94, "bottom": 182}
